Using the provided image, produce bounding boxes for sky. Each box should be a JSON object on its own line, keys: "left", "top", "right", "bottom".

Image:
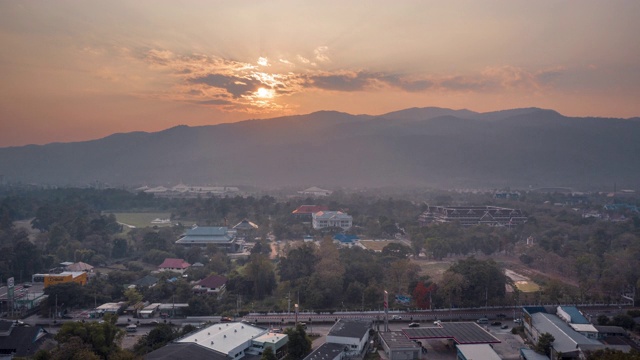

{"left": 1, "top": 1, "right": 639, "bottom": 147}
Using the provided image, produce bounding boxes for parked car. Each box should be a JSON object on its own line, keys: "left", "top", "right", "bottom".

{"left": 500, "top": 324, "right": 509, "bottom": 329}
{"left": 126, "top": 324, "right": 137, "bottom": 333}
{"left": 491, "top": 321, "right": 502, "bottom": 326}
{"left": 496, "top": 313, "right": 507, "bottom": 318}
{"left": 408, "top": 322, "right": 420, "bottom": 327}
{"left": 476, "top": 318, "right": 488, "bottom": 324}
{"left": 391, "top": 315, "right": 402, "bottom": 320}
{"left": 221, "top": 316, "right": 233, "bottom": 322}
{"left": 433, "top": 320, "right": 442, "bottom": 325}
{"left": 513, "top": 318, "right": 523, "bottom": 324}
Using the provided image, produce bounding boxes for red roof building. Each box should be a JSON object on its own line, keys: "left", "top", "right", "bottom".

{"left": 158, "top": 258, "right": 191, "bottom": 274}
{"left": 193, "top": 274, "right": 227, "bottom": 297}
{"left": 292, "top": 205, "right": 329, "bottom": 218}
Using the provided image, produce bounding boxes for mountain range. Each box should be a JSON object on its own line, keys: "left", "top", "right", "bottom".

{"left": 1, "top": 107, "right": 639, "bottom": 190}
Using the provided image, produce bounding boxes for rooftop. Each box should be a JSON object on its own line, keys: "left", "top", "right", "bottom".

{"left": 456, "top": 344, "right": 501, "bottom": 360}
{"left": 531, "top": 313, "right": 601, "bottom": 354}
{"left": 177, "top": 322, "right": 266, "bottom": 355}
{"left": 379, "top": 331, "right": 420, "bottom": 350}
{"left": 158, "top": 258, "right": 190, "bottom": 269}
{"left": 303, "top": 342, "right": 345, "bottom": 360}
{"left": 328, "top": 319, "right": 372, "bottom": 339}
{"left": 292, "top": 205, "right": 329, "bottom": 215}
{"left": 197, "top": 274, "right": 227, "bottom": 289}
{"left": 403, "top": 322, "right": 500, "bottom": 345}
{"left": 145, "top": 342, "right": 226, "bottom": 360}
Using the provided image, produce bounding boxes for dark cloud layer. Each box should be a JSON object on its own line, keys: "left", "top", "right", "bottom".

{"left": 190, "top": 74, "right": 262, "bottom": 98}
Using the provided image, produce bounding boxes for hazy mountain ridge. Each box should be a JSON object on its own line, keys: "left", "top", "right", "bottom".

{"left": 1, "top": 108, "right": 639, "bottom": 190}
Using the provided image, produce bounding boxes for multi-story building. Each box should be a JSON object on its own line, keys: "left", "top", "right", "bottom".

{"left": 312, "top": 211, "right": 353, "bottom": 230}
{"left": 418, "top": 205, "right": 527, "bottom": 227}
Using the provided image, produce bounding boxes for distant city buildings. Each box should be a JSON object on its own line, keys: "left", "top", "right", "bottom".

{"left": 418, "top": 205, "right": 527, "bottom": 227}
{"left": 139, "top": 183, "right": 240, "bottom": 198}
{"left": 298, "top": 186, "right": 332, "bottom": 197}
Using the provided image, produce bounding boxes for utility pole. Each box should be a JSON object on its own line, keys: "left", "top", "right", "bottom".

{"left": 383, "top": 290, "right": 389, "bottom": 332}
{"left": 287, "top": 291, "right": 291, "bottom": 314}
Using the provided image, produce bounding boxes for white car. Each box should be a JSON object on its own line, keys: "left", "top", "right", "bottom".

{"left": 391, "top": 315, "right": 402, "bottom": 320}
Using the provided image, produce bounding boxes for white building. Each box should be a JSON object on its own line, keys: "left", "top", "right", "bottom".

{"left": 298, "top": 186, "right": 332, "bottom": 197}
{"left": 312, "top": 211, "right": 353, "bottom": 230}
{"left": 146, "top": 322, "right": 288, "bottom": 360}
{"left": 304, "top": 319, "right": 372, "bottom": 360}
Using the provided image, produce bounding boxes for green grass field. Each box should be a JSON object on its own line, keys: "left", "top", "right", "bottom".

{"left": 514, "top": 280, "right": 541, "bottom": 293}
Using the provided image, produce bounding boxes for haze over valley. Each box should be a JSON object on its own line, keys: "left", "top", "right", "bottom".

{"left": 1, "top": 107, "right": 638, "bottom": 191}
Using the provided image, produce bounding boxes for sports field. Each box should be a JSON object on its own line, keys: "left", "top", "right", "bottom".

{"left": 109, "top": 212, "right": 173, "bottom": 228}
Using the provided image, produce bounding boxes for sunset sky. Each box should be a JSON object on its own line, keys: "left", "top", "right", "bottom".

{"left": 1, "top": 1, "right": 639, "bottom": 147}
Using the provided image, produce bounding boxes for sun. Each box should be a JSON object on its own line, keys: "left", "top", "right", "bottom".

{"left": 255, "top": 87, "right": 273, "bottom": 98}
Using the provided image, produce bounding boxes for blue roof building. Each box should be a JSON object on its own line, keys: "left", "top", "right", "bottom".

{"left": 333, "top": 234, "right": 359, "bottom": 243}
{"left": 176, "top": 226, "right": 238, "bottom": 251}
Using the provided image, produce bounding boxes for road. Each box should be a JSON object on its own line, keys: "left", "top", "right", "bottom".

{"left": 21, "top": 304, "right": 634, "bottom": 329}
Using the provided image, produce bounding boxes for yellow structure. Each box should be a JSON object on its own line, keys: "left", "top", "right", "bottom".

{"left": 43, "top": 272, "right": 88, "bottom": 288}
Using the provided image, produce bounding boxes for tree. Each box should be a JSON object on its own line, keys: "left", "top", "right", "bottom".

{"left": 585, "top": 348, "right": 640, "bottom": 360}
{"left": 244, "top": 254, "right": 277, "bottom": 300}
{"left": 134, "top": 323, "right": 179, "bottom": 355}
{"left": 438, "top": 257, "right": 507, "bottom": 308}
{"left": 111, "top": 238, "right": 128, "bottom": 258}
{"left": 261, "top": 347, "right": 278, "bottom": 360}
{"left": 381, "top": 243, "right": 411, "bottom": 259}
{"left": 54, "top": 313, "right": 126, "bottom": 359}
{"left": 535, "top": 332, "right": 555, "bottom": 356}
{"left": 124, "top": 288, "right": 143, "bottom": 306}
{"left": 42, "top": 282, "right": 88, "bottom": 317}
{"left": 285, "top": 324, "right": 312, "bottom": 360}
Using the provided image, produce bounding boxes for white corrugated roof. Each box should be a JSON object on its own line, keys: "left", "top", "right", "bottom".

{"left": 178, "top": 322, "right": 266, "bottom": 355}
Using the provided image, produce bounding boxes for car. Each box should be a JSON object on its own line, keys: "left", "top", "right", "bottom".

{"left": 433, "top": 320, "right": 441, "bottom": 325}
{"left": 491, "top": 321, "right": 502, "bottom": 326}
{"left": 496, "top": 313, "right": 506, "bottom": 318}
{"left": 391, "top": 315, "right": 402, "bottom": 320}
{"left": 408, "top": 322, "right": 420, "bottom": 327}
{"left": 476, "top": 318, "right": 488, "bottom": 324}
{"left": 126, "top": 324, "right": 138, "bottom": 333}
{"left": 513, "top": 318, "right": 523, "bottom": 324}
{"left": 220, "top": 316, "right": 233, "bottom": 322}
{"left": 61, "top": 314, "right": 73, "bottom": 319}
{"left": 501, "top": 324, "right": 508, "bottom": 329}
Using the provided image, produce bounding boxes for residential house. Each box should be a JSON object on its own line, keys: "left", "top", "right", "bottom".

{"left": 192, "top": 275, "right": 227, "bottom": 298}
{"left": 158, "top": 258, "right": 191, "bottom": 274}
{"left": 0, "top": 320, "right": 52, "bottom": 358}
